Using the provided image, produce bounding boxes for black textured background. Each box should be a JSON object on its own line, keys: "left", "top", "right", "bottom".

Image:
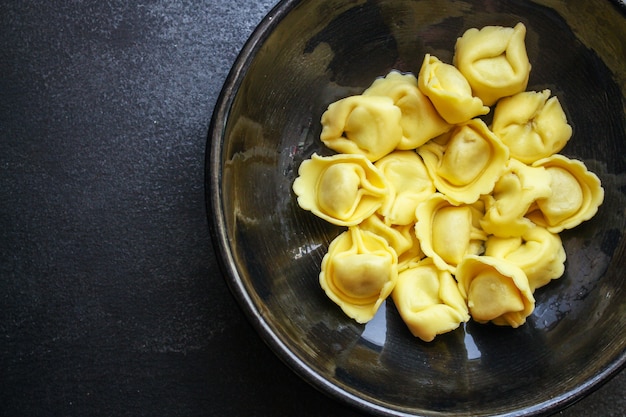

{"left": 0, "top": 1, "right": 623, "bottom": 416}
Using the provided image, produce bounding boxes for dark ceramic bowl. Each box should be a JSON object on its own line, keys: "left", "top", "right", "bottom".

{"left": 207, "top": 0, "right": 626, "bottom": 415}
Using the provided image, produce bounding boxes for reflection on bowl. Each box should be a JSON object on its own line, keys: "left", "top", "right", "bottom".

{"left": 208, "top": 0, "right": 626, "bottom": 415}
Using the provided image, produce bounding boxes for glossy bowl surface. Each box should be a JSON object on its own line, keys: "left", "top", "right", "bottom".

{"left": 208, "top": 0, "right": 626, "bottom": 415}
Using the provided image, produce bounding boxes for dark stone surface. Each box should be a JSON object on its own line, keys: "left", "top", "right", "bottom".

{"left": 0, "top": 1, "right": 622, "bottom": 416}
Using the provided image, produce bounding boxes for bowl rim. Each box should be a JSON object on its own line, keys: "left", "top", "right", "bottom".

{"left": 205, "top": 1, "right": 626, "bottom": 416}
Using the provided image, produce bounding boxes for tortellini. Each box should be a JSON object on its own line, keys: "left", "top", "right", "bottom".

{"left": 415, "top": 193, "right": 487, "bottom": 274}
{"left": 418, "top": 118, "right": 509, "bottom": 204}
{"left": 358, "top": 214, "right": 425, "bottom": 272}
{"left": 485, "top": 227, "right": 566, "bottom": 292}
{"left": 491, "top": 89, "right": 572, "bottom": 164}
{"left": 320, "top": 226, "right": 398, "bottom": 323}
{"left": 417, "top": 54, "right": 490, "bottom": 124}
{"left": 320, "top": 95, "right": 403, "bottom": 162}
{"left": 374, "top": 150, "right": 435, "bottom": 226}
{"left": 527, "top": 154, "right": 604, "bottom": 233}
{"left": 363, "top": 71, "right": 452, "bottom": 149}
{"left": 292, "top": 22, "right": 604, "bottom": 342}
{"left": 396, "top": 227, "right": 425, "bottom": 271}
{"left": 360, "top": 214, "right": 417, "bottom": 264}
{"left": 292, "top": 153, "right": 390, "bottom": 226}
{"left": 457, "top": 255, "right": 535, "bottom": 328}
{"left": 392, "top": 258, "right": 470, "bottom": 342}
{"left": 454, "top": 23, "right": 531, "bottom": 106}
{"left": 480, "top": 158, "right": 552, "bottom": 237}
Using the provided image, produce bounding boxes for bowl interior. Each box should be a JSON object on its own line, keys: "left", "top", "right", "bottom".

{"left": 209, "top": 0, "right": 626, "bottom": 415}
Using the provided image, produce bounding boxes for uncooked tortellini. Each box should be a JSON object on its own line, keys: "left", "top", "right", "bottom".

{"left": 415, "top": 193, "right": 487, "bottom": 274}
{"left": 359, "top": 214, "right": 425, "bottom": 272}
{"left": 417, "top": 54, "right": 489, "bottom": 124}
{"left": 396, "top": 226, "right": 425, "bottom": 270}
{"left": 418, "top": 118, "right": 509, "bottom": 204}
{"left": 291, "top": 22, "right": 604, "bottom": 342}
{"left": 360, "top": 214, "right": 416, "bottom": 264}
{"left": 527, "top": 154, "right": 604, "bottom": 233}
{"left": 454, "top": 22, "right": 531, "bottom": 106}
{"left": 485, "top": 227, "right": 566, "bottom": 292}
{"left": 292, "top": 153, "right": 390, "bottom": 226}
{"left": 374, "top": 150, "right": 435, "bottom": 225}
{"left": 320, "top": 226, "right": 398, "bottom": 323}
{"left": 363, "top": 70, "right": 452, "bottom": 149}
{"left": 360, "top": 214, "right": 424, "bottom": 271}
{"left": 392, "top": 258, "right": 470, "bottom": 342}
{"left": 480, "top": 158, "right": 552, "bottom": 237}
{"left": 491, "top": 90, "right": 572, "bottom": 164}
{"left": 320, "top": 95, "right": 402, "bottom": 162}
{"left": 457, "top": 255, "right": 535, "bottom": 328}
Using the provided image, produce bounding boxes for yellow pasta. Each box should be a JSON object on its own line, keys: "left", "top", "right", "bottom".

{"left": 415, "top": 193, "right": 487, "bottom": 274}
{"left": 418, "top": 118, "right": 509, "bottom": 204}
{"left": 454, "top": 22, "right": 531, "bottom": 106}
{"left": 457, "top": 255, "right": 535, "bottom": 328}
{"left": 417, "top": 54, "right": 489, "bottom": 124}
{"left": 528, "top": 154, "right": 604, "bottom": 233}
{"left": 485, "top": 227, "right": 566, "bottom": 292}
{"left": 363, "top": 70, "right": 452, "bottom": 149}
{"left": 292, "top": 23, "right": 603, "bottom": 341}
{"left": 396, "top": 227, "right": 425, "bottom": 272}
{"left": 374, "top": 150, "right": 435, "bottom": 226}
{"left": 392, "top": 258, "right": 470, "bottom": 342}
{"left": 360, "top": 214, "right": 417, "bottom": 263}
{"left": 292, "top": 153, "right": 390, "bottom": 226}
{"left": 320, "top": 226, "right": 398, "bottom": 323}
{"left": 480, "top": 158, "right": 552, "bottom": 237}
{"left": 320, "top": 95, "right": 402, "bottom": 162}
{"left": 491, "top": 89, "right": 572, "bottom": 164}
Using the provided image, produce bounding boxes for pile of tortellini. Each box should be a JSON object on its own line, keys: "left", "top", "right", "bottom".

{"left": 292, "top": 23, "right": 604, "bottom": 342}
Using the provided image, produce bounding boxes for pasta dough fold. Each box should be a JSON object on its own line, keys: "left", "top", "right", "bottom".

{"left": 454, "top": 22, "right": 531, "bottom": 106}
{"left": 320, "top": 226, "right": 398, "bottom": 323}
{"left": 360, "top": 214, "right": 424, "bottom": 271}
{"left": 457, "top": 255, "right": 535, "bottom": 328}
{"left": 392, "top": 258, "right": 470, "bottom": 342}
{"left": 485, "top": 227, "right": 566, "bottom": 292}
{"left": 417, "top": 54, "right": 489, "bottom": 124}
{"left": 363, "top": 70, "right": 452, "bottom": 149}
{"left": 292, "top": 153, "right": 390, "bottom": 226}
{"left": 527, "top": 154, "right": 604, "bottom": 232}
{"left": 480, "top": 158, "right": 552, "bottom": 237}
{"left": 491, "top": 90, "right": 572, "bottom": 164}
{"left": 320, "top": 95, "right": 402, "bottom": 162}
{"left": 415, "top": 193, "right": 487, "bottom": 274}
{"left": 418, "top": 118, "right": 509, "bottom": 204}
{"left": 374, "top": 150, "right": 435, "bottom": 226}
{"left": 360, "top": 214, "right": 413, "bottom": 259}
